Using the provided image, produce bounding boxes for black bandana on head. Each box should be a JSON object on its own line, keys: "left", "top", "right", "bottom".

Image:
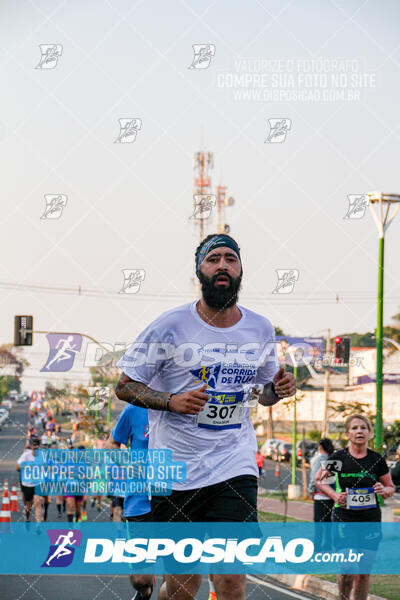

{"left": 196, "top": 235, "right": 241, "bottom": 278}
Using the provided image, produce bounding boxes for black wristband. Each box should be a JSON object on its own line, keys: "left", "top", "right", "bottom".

{"left": 166, "top": 394, "right": 174, "bottom": 411}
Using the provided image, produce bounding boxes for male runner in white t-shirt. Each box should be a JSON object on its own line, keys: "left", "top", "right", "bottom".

{"left": 116, "top": 233, "right": 296, "bottom": 600}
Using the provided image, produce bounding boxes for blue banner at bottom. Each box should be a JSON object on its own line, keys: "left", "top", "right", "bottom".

{"left": 1, "top": 522, "right": 400, "bottom": 574}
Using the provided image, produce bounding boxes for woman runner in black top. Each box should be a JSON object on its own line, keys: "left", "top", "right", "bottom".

{"left": 315, "top": 414, "right": 394, "bottom": 600}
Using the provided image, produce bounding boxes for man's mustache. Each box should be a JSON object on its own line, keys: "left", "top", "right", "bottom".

{"left": 211, "top": 274, "right": 234, "bottom": 285}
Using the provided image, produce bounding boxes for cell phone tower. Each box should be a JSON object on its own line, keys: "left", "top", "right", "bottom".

{"left": 191, "top": 151, "right": 214, "bottom": 244}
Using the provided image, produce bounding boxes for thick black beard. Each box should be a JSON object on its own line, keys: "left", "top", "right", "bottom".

{"left": 198, "top": 271, "right": 242, "bottom": 310}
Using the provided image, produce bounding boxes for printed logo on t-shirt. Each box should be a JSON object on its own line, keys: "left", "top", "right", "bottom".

{"left": 190, "top": 362, "right": 257, "bottom": 388}
{"left": 190, "top": 364, "right": 221, "bottom": 389}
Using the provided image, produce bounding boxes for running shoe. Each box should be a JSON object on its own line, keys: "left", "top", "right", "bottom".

{"left": 81, "top": 509, "right": 87, "bottom": 521}
{"left": 208, "top": 593, "right": 217, "bottom": 600}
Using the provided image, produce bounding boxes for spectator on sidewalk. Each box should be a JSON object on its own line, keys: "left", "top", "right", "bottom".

{"left": 390, "top": 446, "right": 400, "bottom": 491}
{"left": 309, "top": 438, "right": 335, "bottom": 524}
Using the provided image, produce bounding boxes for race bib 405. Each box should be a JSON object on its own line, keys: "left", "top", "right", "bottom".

{"left": 346, "top": 487, "right": 376, "bottom": 510}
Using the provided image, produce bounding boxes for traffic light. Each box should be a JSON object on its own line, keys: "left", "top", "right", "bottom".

{"left": 334, "top": 336, "right": 350, "bottom": 364}
{"left": 14, "top": 315, "right": 33, "bottom": 346}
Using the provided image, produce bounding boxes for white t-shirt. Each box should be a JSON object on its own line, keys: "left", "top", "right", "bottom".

{"left": 18, "top": 449, "right": 36, "bottom": 487}
{"left": 118, "top": 301, "right": 278, "bottom": 490}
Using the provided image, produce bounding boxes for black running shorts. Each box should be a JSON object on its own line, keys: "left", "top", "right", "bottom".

{"left": 111, "top": 496, "right": 124, "bottom": 509}
{"left": 151, "top": 475, "right": 258, "bottom": 522}
{"left": 21, "top": 484, "right": 35, "bottom": 502}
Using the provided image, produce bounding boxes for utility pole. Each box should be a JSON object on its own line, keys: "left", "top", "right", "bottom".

{"left": 291, "top": 365, "right": 298, "bottom": 486}
{"left": 215, "top": 184, "right": 235, "bottom": 235}
{"left": 267, "top": 406, "right": 274, "bottom": 439}
{"left": 301, "top": 427, "right": 307, "bottom": 498}
{"left": 322, "top": 329, "right": 331, "bottom": 437}
{"left": 287, "top": 349, "right": 300, "bottom": 499}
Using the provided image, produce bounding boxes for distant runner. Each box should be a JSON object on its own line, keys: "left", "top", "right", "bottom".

{"left": 106, "top": 405, "right": 153, "bottom": 600}
{"left": 316, "top": 414, "right": 395, "bottom": 600}
{"left": 17, "top": 438, "right": 45, "bottom": 524}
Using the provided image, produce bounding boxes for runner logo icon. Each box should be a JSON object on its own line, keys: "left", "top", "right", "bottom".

{"left": 119, "top": 269, "right": 146, "bottom": 294}
{"left": 272, "top": 269, "right": 299, "bottom": 294}
{"left": 42, "top": 529, "right": 82, "bottom": 568}
{"left": 190, "top": 194, "right": 216, "bottom": 220}
{"left": 40, "top": 333, "right": 82, "bottom": 372}
{"left": 265, "top": 119, "right": 291, "bottom": 143}
{"left": 35, "top": 44, "right": 63, "bottom": 69}
{"left": 190, "top": 364, "right": 221, "bottom": 389}
{"left": 344, "top": 194, "right": 368, "bottom": 219}
{"left": 188, "top": 44, "right": 216, "bottom": 69}
{"left": 114, "top": 118, "right": 142, "bottom": 143}
{"left": 41, "top": 194, "right": 67, "bottom": 219}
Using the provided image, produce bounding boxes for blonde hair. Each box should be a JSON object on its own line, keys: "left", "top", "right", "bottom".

{"left": 344, "top": 413, "right": 373, "bottom": 433}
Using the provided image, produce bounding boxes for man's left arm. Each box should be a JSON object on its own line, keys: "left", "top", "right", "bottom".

{"left": 257, "top": 367, "right": 296, "bottom": 406}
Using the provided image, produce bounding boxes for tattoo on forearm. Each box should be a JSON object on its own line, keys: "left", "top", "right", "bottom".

{"left": 115, "top": 377, "right": 170, "bottom": 411}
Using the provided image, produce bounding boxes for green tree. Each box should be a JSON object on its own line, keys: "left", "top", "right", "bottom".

{"left": 328, "top": 398, "right": 370, "bottom": 420}
{"left": 307, "top": 429, "right": 322, "bottom": 442}
{"left": 274, "top": 326, "right": 287, "bottom": 336}
{"left": 339, "top": 331, "right": 376, "bottom": 347}
{"left": 0, "top": 345, "right": 28, "bottom": 400}
{"left": 90, "top": 367, "right": 118, "bottom": 388}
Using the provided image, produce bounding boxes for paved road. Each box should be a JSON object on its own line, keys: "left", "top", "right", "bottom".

{"left": 0, "top": 402, "right": 320, "bottom": 599}
{"left": 0, "top": 573, "right": 318, "bottom": 600}
{"left": 259, "top": 458, "right": 310, "bottom": 492}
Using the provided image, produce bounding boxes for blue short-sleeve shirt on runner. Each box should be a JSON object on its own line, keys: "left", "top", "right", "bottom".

{"left": 111, "top": 405, "right": 151, "bottom": 517}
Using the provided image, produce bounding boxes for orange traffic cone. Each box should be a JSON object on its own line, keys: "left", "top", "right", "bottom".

{"left": 2, "top": 479, "right": 9, "bottom": 495}
{"left": 275, "top": 463, "right": 280, "bottom": 477}
{"left": 0, "top": 488, "right": 11, "bottom": 523}
{"left": 10, "top": 485, "right": 19, "bottom": 512}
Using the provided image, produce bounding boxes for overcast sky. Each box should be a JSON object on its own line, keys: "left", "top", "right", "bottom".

{"left": 1, "top": 0, "right": 400, "bottom": 390}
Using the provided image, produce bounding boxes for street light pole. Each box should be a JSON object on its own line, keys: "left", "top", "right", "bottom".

{"left": 368, "top": 192, "right": 400, "bottom": 452}
{"left": 376, "top": 234, "right": 384, "bottom": 452}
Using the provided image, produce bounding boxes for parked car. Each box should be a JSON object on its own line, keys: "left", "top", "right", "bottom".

{"left": 296, "top": 440, "right": 318, "bottom": 464}
{"left": 2, "top": 400, "right": 12, "bottom": 410}
{"left": 260, "top": 438, "right": 281, "bottom": 459}
{"left": 0, "top": 407, "right": 9, "bottom": 427}
{"left": 272, "top": 441, "right": 293, "bottom": 462}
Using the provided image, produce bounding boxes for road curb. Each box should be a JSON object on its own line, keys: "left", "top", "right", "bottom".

{"left": 264, "top": 573, "right": 387, "bottom": 600}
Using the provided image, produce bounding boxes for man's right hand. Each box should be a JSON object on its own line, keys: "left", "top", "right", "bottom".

{"left": 169, "top": 384, "right": 208, "bottom": 415}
